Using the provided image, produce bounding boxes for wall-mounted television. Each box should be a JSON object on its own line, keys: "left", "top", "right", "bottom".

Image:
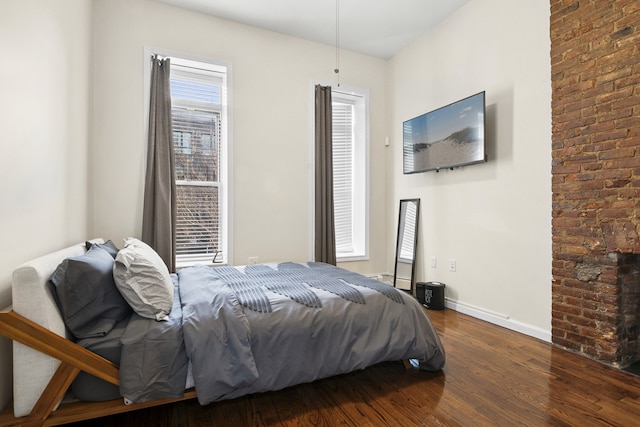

{"left": 403, "top": 91, "right": 486, "bottom": 174}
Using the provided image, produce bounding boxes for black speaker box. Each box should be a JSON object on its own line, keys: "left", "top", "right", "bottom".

{"left": 417, "top": 281, "right": 445, "bottom": 310}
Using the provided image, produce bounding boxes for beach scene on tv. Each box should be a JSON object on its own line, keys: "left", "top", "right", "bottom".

{"left": 403, "top": 93, "right": 485, "bottom": 173}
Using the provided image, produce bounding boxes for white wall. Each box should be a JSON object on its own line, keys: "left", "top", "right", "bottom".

{"left": 0, "top": 0, "right": 93, "bottom": 410}
{"left": 90, "top": 0, "right": 389, "bottom": 276}
{"left": 388, "top": 0, "right": 552, "bottom": 338}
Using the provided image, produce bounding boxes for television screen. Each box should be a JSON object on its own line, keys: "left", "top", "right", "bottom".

{"left": 403, "top": 91, "right": 486, "bottom": 174}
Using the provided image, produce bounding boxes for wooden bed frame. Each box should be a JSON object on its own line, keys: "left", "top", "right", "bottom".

{"left": 0, "top": 307, "right": 197, "bottom": 427}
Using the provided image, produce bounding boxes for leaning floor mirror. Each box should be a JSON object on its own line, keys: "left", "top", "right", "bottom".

{"left": 393, "top": 199, "right": 420, "bottom": 294}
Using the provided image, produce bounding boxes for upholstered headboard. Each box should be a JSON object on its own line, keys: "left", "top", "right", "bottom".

{"left": 11, "top": 238, "right": 104, "bottom": 417}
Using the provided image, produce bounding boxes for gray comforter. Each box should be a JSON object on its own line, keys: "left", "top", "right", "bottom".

{"left": 119, "top": 262, "right": 445, "bottom": 405}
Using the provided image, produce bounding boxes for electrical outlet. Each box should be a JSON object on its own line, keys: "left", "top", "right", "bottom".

{"left": 449, "top": 259, "right": 456, "bottom": 272}
{"left": 248, "top": 257, "right": 259, "bottom": 265}
{"left": 431, "top": 257, "right": 437, "bottom": 268}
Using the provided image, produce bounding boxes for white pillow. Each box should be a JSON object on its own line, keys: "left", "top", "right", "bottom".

{"left": 113, "top": 238, "right": 174, "bottom": 321}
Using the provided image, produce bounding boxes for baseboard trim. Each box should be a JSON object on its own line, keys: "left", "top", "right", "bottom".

{"left": 445, "top": 298, "right": 551, "bottom": 343}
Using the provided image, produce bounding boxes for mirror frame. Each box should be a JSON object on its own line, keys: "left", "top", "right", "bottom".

{"left": 393, "top": 198, "right": 420, "bottom": 294}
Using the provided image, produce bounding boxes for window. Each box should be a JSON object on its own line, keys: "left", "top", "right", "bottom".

{"left": 332, "top": 88, "right": 369, "bottom": 261}
{"left": 173, "top": 131, "right": 192, "bottom": 154}
{"left": 169, "top": 58, "right": 229, "bottom": 266}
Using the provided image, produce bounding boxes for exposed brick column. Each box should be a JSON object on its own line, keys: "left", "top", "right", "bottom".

{"left": 550, "top": 0, "right": 640, "bottom": 366}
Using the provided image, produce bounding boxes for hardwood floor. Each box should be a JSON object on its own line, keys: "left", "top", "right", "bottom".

{"left": 65, "top": 308, "right": 640, "bottom": 426}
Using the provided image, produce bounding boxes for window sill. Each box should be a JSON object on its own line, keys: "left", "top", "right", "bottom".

{"left": 336, "top": 254, "right": 369, "bottom": 263}
{"left": 176, "top": 259, "right": 227, "bottom": 271}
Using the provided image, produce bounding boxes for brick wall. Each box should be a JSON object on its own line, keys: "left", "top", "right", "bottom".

{"left": 551, "top": 0, "right": 640, "bottom": 366}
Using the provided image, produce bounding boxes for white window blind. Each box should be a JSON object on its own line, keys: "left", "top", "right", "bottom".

{"left": 169, "top": 59, "right": 227, "bottom": 265}
{"left": 332, "top": 100, "right": 355, "bottom": 254}
{"left": 399, "top": 201, "right": 417, "bottom": 260}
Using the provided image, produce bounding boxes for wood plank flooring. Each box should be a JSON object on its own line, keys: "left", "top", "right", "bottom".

{"left": 63, "top": 308, "right": 640, "bottom": 426}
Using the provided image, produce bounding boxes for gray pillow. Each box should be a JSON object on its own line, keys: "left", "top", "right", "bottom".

{"left": 49, "top": 246, "right": 132, "bottom": 339}
{"left": 113, "top": 238, "right": 174, "bottom": 321}
{"left": 85, "top": 240, "right": 119, "bottom": 258}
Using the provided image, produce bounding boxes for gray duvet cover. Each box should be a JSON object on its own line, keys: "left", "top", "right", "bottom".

{"left": 120, "top": 262, "right": 445, "bottom": 405}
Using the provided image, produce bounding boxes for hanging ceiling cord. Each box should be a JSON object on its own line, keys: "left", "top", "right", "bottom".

{"left": 334, "top": 0, "right": 340, "bottom": 87}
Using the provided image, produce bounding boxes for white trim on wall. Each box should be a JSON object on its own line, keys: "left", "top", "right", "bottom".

{"left": 445, "top": 298, "right": 552, "bottom": 343}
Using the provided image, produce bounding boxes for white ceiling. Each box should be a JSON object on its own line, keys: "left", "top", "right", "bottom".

{"left": 151, "top": 0, "right": 470, "bottom": 59}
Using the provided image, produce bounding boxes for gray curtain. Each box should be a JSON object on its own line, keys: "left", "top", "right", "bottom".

{"left": 142, "top": 56, "right": 176, "bottom": 272}
{"left": 314, "top": 85, "right": 336, "bottom": 265}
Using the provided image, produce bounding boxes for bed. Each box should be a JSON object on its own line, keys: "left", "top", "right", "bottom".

{"left": 0, "top": 238, "right": 445, "bottom": 426}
